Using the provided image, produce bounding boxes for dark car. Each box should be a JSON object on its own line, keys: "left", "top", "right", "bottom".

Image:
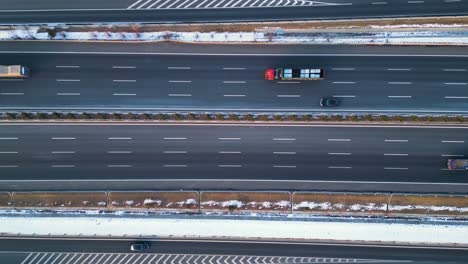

{"left": 320, "top": 97, "right": 340, "bottom": 107}
{"left": 130, "top": 242, "right": 151, "bottom": 252}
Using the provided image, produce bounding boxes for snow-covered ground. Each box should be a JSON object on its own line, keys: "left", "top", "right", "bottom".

{"left": 1, "top": 216, "right": 468, "bottom": 244}
{"left": 1, "top": 26, "right": 468, "bottom": 45}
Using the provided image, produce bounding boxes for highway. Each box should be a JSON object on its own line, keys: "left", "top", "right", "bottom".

{"left": 0, "top": 122, "right": 467, "bottom": 192}
{"left": 0, "top": 238, "right": 467, "bottom": 264}
{"left": 1, "top": 44, "right": 468, "bottom": 114}
{"left": 0, "top": 0, "right": 466, "bottom": 24}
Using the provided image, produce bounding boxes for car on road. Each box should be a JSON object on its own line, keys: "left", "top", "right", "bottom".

{"left": 130, "top": 242, "right": 151, "bottom": 252}
{"left": 320, "top": 97, "right": 340, "bottom": 107}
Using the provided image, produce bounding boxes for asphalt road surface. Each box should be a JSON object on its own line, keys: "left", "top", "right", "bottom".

{"left": 0, "top": 238, "right": 467, "bottom": 264}
{"left": 0, "top": 0, "right": 466, "bottom": 24}
{"left": 0, "top": 123, "right": 467, "bottom": 185}
{"left": 1, "top": 46, "right": 468, "bottom": 114}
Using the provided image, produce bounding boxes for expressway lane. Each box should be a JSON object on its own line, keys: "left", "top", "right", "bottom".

{"left": 0, "top": 123, "right": 467, "bottom": 184}
{"left": 0, "top": 238, "right": 467, "bottom": 264}
{"left": 1, "top": 52, "right": 468, "bottom": 113}
{"left": 0, "top": 0, "right": 466, "bottom": 24}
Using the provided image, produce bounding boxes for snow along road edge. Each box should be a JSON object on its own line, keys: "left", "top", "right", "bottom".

{"left": 1, "top": 216, "right": 467, "bottom": 245}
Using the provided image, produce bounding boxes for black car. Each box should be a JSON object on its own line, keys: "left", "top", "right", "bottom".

{"left": 130, "top": 242, "right": 151, "bottom": 252}
{"left": 320, "top": 97, "right": 340, "bottom": 107}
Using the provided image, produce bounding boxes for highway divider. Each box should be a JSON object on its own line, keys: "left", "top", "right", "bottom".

{"left": 1, "top": 17, "right": 468, "bottom": 45}
{"left": 1, "top": 112, "right": 468, "bottom": 124}
{"left": 2, "top": 191, "right": 467, "bottom": 218}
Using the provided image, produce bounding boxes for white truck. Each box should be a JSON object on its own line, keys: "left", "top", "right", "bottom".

{"left": 0, "top": 65, "right": 30, "bottom": 78}
{"left": 447, "top": 159, "right": 468, "bottom": 170}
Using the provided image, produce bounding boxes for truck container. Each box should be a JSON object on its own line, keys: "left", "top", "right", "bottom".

{"left": 0, "top": 65, "right": 30, "bottom": 78}
{"left": 265, "top": 68, "right": 324, "bottom": 81}
{"left": 447, "top": 159, "right": 468, "bottom": 170}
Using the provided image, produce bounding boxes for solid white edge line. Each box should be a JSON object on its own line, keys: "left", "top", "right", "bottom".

{"left": 0, "top": 178, "right": 466, "bottom": 186}
{"left": 1, "top": 238, "right": 467, "bottom": 251}
{"left": 2, "top": 123, "right": 468, "bottom": 129}
{"left": 0, "top": 51, "right": 466, "bottom": 58}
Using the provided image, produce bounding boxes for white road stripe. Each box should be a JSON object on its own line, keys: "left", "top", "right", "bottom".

{"left": 333, "top": 81, "right": 355, "bottom": 84}
{"left": 56, "top": 65, "right": 80, "bottom": 68}
{"left": 328, "top": 138, "right": 351, "bottom": 142}
{"left": 273, "top": 165, "right": 296, "bottom": 168}
{"left": 384, "top": 153, "right": 409, "bottom": 156}
{"left": 107, "top": 165, "right": 132, "bottom": 168}
{"left": 163, "top": 164, "right": 188, "bottom": 167}
{"left": 387, "top": 68, "right": 411, "bottom": 71}
{"left": 388, "top": 96, "right": 412, "bottom": 98}
{"left": 385, "top": 139, "right": 408, "bottom": 142}
{"left": 168, "top": 66, "right": 191, "bottom": 69}
{"left": 0, "top": 79, "right": 23, "bottom": 82}
{"left": 273, "top": 152, "right": 296, "bottom": 155}
{"left": 223, "top": 81, "right": 246, "bottom": 84}
{"left": 56, "top": 79, "right": 80, "bottom": 82}
{"left": 441, "top": 154, "right": 464, "bottom": 157}
{"left": 0, "top": 93, "right": 24, "bottom": 95}
{"left": 113, "top": 80, "right": 136, "bottom": 82}
{"left": 164, "top": 137, "right": 187, "bottom": 140}
{"left": 112, "top": 66, "right": 136, "bottom": 69}
{"left": 408, "top": 0, "right": 424, "bottom": 3}
{"left": 169, "top": 80, "right": 191, "bottom": 83}
{"left": 222, "top": 67, "right": 246, "bottom": 70}
{"left": 273, "top": 138, "right": 296, "bottom": 141}
{"left": 168, "top": 94, "right": 192, "bottom": 97}
{"left": 384, "top": 167, "right": 408, "bottom": 170}
{"left": 108, "top": 137, "right": 132, "bottom": 140}
{"left": 441, "top": 140, "right": 464, "bottom": 143}
{"left": 107, "top": 151, "right": 133, "bottom": 154}
{"left": 333, "top": 95, "right": 356, "bottom": 98}
{"left": 328, "top": 166, "right": 352, "bottom": 169}
{"left": 0, "top": 137, "right": 18, "bottom": 140}
{"left": 51, "top": 165, "right": 75, "bottom": 168}
{"left": 388, "top": 82, "right": 412, "bottom": 85}
{"left": 0, "top": 165, "right": 18, "bottom": 168}
{"left": 219, "top": 151, "right": 242, "bottom": 154}
{"left": 328, "top": 153, "right": 351, "bottom": 155}
{"left": 0, "top": 151, "right": 18, "bottom": 154}
{"left": 52, "top": 151, "right": 76, "bottom": 154}
{"left": 223, "top": 94, "right": 246, "bottom": 97}
{"left": 277, "top": 95, "right": 301, "bottom": 98}
{"left": 445, "top": 96, "right": 468, "bottom": 99}
{"left": 218, "top": 164, "right": 243, "bottom": 167}
{"left": 113, "top": 93, "right": 136, "bottom": 96}
{"left": 163, "top": 151, "right": 188, "bottom": 154}
{"left": 372, "top": 1, "right": 387, "bottom": 4}
{"left": 443, "top": 68, "right": 466, "bottom": 71}
{"left": 444, "top": 82, "right": 467, "bottom": 85}
{"left": 332, "top": 68, "right": 355, "bottom": 71}
{"left": 57, "top": 93, "right": 80, "bottom": 96}
{"left": 51, "top": 137, "right": 75, "bottom": 140}
{"left": 218, "top": 137, "right": 241, "bottom": 140}
{"left": 277, "top": 81, "right": 301, "bottom": 84}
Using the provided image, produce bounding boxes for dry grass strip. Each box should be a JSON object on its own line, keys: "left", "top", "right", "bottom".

{"left": 108, "top": 192, "right": 198, "bottom": 211}
{"left": 293, "top": 192, "right": 389, "bottom": 215}
{"left": 13, "top": 192, "right": 107, "bottom": 209}
{"left": 389, "top": 194, "right": 468, "bottom": 216}
{"left": 200, "top": 192, "right": 291, "bottom": 212}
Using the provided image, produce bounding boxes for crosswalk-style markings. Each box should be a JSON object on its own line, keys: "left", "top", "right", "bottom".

{"left": 127, "top": 0, "right": 344, "bottom": 9}
{"left": 19, "top": 252, "right": 409, "bottom": 264}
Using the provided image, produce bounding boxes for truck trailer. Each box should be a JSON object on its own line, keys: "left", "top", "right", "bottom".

{"left": 265, "top": 68, "right": 324, "bottom": 81}
{"left": 0, "top": 65, "right": 30, "bottom": 78}
{"left": 447, "top": 159, "right": 468, "bottom": 170}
